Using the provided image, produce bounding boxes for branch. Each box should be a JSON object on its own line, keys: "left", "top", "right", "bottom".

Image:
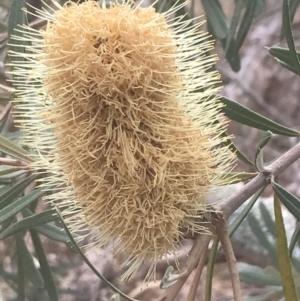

{"left": 158, "top": 142, "right": 300, "bottom": 301}
{"left": 221, "top": 142, "right": 300, "bottom": 219}
{"left": 216, "top": 214, "right": 242, "bottom": 301}
{"left": 0, "top": 157, "right": 29, "bottom": 168}
{"left": 156, "top": 233, "right": 212, "bottom": 301}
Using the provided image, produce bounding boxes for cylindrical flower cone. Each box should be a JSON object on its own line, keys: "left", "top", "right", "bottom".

{"left": 10, "top": 0, "right": 235, "bottom": 280}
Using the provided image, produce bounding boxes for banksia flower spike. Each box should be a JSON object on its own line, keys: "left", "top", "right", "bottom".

{"left": 10, "top": 0, "right": 235, "bottom": 280}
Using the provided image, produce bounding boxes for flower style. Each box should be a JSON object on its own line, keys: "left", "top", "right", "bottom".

{"left": 10, "top": 0, "right": 235, "bottom": 280}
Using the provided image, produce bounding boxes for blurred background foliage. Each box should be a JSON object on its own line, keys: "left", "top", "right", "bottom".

{"left": 0, "top": 0, "right": 299, "bottom": 300}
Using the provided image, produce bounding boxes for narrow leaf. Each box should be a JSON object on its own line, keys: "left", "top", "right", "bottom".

{"left": 259, "top": 202, "right": 276, "bottom": 237}
{"left": 272, "top": 182, "right": 300, "bottom": 221}
{"left": 7, "top": 0, "right": 26, "bottom": 59}
{"left": 17, "top": 234, "right": 44, "bottom": 289}
{"left": 225, "top": 0, "right": 243, "bottom": 54}
{"left": 229, "top": 186, "right": 266, "bottom": 237}
{"left": 244, "top": 290, "right": 283, "bottom": 301}
{"left": 274, "top": 194, "right": 299, "bottom": 301}
{"left": 220, "top": 130, "right": 254, "bottom": 166}
{"left": 282, "top": 0, "right": 300, "bottom": 75}
{"left": 30, "top": 229, "right": 59, "bottom": 301}
{"left": 248, "top": 213, "right": 278, "bottom": 265}
{"left": 220, "top": 172, "right": 257, "bottom": 184}
{"left": 235, "top": 0, "right": 257, "bottom": 52}
{"left": 35, "top": 223, "right": 73, "bottom": 243}
{"left": 205, "top": 237, "right": 219, "bottom": 301}
{"left": 221, "top": 97, "right": 300, "bottom": 136}
{"left": 268, "top": 47, "right": 300, "bottom": 67}
{"left": 289, "top": 222, "right": 300, "bottom": 257}
{"left": 0, "top": 209, "right": 57, "bottom": 239}
{"left": 0, "top": 135, "right": 33, "bottom": 163}
{"left": 238, "top": 263, "right": 282, "bottom": 286}
{"left": 255, "top": 131, "right": 272, "bottom": 172}
{"left": 221, "top": 36, "right": 241, "bottom": 72}
{"left": 0, "top": 104, "right": 12, "bottom": 134}
{"left": 280, "top": 0, "right": 300, "bottom": 39}
{"left": 15, "top": 233, "right": 25, "bottom": 301}
{"left": 201, "top": 0, "right": 228, "bottom": 39}
{"left": 0, "top": 167, "right": 23, "bottom": 177}
{"left": 268, "top": 46, "right": 300, "bottom": 75}
{"left": 0, "top": 174, "right": 37, "bottom": 210}
{"left": 55, "top": 207, "right": 138, "bottom": 301}
{"left": 0, "top": 188, "right": 44, "bottom": 224}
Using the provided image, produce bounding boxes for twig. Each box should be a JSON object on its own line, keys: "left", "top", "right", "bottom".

{"left": 221, "top": 142, "right": 300, "bottom": 219}
{"left": 185, "top": 247, "right": 208, "bottom": 301}
{"left": 155, "top": 233, "right": 212, "bottom": 301}
{"left": 157, "top": 142, "right": 300, "bottom": 301}
{"left": 0, "top": 157, "right": 29, "bottom": 168}
{"left": 215, "top": 213, "right": 242, "bottom": 301}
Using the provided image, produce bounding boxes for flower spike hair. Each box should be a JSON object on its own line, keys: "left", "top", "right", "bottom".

{"left": 10, "top": 0, "right": 235, "bottom": 280}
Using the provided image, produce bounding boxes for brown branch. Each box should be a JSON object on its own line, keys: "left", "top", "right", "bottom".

{"left": 156, "top": 233, "right": 212, "bottom": 301}
{"left": 221, "top": 142, "right": 300, "bottom": 219}
{"left": 158, "top": 142, "right": 300, "bottom": 301}
{"left": 0, "top": 157, "right": 29, "bottom": 167}
{"left": 185, "top": 247, "right": 209, "bottom": 301}
{"left": 215, "top": 214, "right": 242, "bottom": 301}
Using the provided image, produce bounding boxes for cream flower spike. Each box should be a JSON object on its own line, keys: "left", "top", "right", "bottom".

{"left": 10, "top": 0, "right": 235, "bottom": 280}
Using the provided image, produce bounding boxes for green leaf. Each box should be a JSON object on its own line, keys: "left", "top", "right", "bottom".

{"left": 244, "top": 289, "right": 283, "bottom": 301}
{"left": 0, "top": 22, "right": 7, "bottom": 32}
{"left": 289, "top": 222, "right": 300, "bottom": 257}
{"left": 225, "top": 0, "right": 243, "bottom": 54}
{"left": 16, "top": 233, "right": 44, "bottom": 289}
{"left": 229, "top": 186, "right": 266, "bottom": 237}
{"left": 221, "top": 97, "right": 300, "bottom": 136}
{"left": 220, "top": 172, "right": 257, "bottom": 184}
{"left": 220, "top": 131, "right": 254, "bottom": 166}
{"left": 272, "top": 182, "right": 300, "bottom": 221}
{"left": 0, "top": 188, "right": 44, "bottom": 224}
{"left": 0, "top": 135, "right": 33, "bottom": 163}
{"left": 30, "top": 229, "right": 59, "bottom": 301}
{"left": 221, "top": 36, "right": 241, "bottom": 72}
{"left": 259, "top": 202, "right": 276, "bottom": 237}
{"left": 15, "top": 233, "right": 25, "bottom": 301}
{"left": 269, "top": 47, "right": 300, "bottom": 67}
{"left": 235, "top": 0, "right": 257, "bottom": 52}
{"left": 281, "top": 0, "right": 300, "bottom": 39}
{"left": 0, "top": 174, "right": 37, "bottom": 210}
{"left": 0, "top": 209, "right": 57, "bottom": 239}
{"left": 248, "top": 212, "right": 278, "bottom": 265}
{"left": 268, "top": 46, "right": 300, "bottom": 75}
{"left": 205, "top": 237, "right": 219, "bottom": 301}
{"left": 21, "top": 207, "right": 78, "bottom": 243}
{"left": 274, "top": 194, "right": 299, "bottom": 301}
{"left": 154, "top": 0, "right": 170, "bottom": 13}
{"left": 0, "top": 105, "right": 12, "bottom": 134}
{"left": 255, "top": 131, "right": 272, "bottom": 172}
{"left": 0, "top": 167, "right": 23, "bottom": 177}
{"left": 55, "top": 206, "right": 139, "bottom": 301}
{"left": 238, "top": 263, "right": 282, "bottom": 286}
{"left": 35, "top": 223, "right": 72, "bottom": 243}
{"left": 201, "top": 0, "right": 228, "bottom": 39}
{"left": 282, "top": 0, "right": 300, "bottom": 75}
{"left": 7, "top": 0, "right": 26, "bottom": 65}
